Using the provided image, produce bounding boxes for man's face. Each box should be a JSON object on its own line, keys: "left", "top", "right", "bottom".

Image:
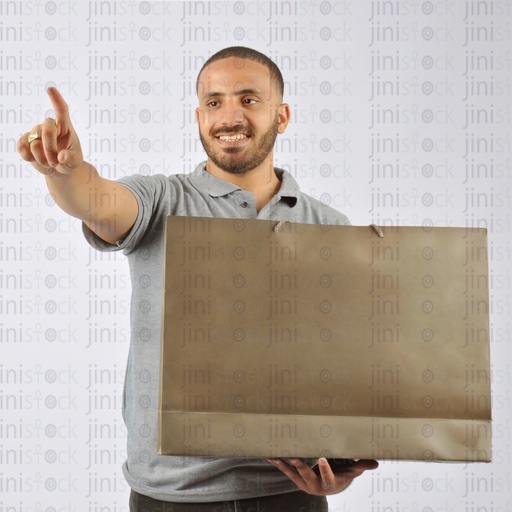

{"left": 196, "top": 57, "right": 289, "bottom": 175}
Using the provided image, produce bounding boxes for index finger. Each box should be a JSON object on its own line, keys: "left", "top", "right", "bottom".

{"left": 47, "top": 87, "right": 71, "bottom": 125}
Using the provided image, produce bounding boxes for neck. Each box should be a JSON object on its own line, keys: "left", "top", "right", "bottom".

{"left": 205, "top": 156, "right": 281, "bottom": 212}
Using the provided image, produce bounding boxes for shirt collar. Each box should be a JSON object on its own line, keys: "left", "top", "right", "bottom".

{"left": 189, "top": 162, "right": 241, "bottom": 197}
{"left": 189, "top": 162, "right": 299, "bottom": 206}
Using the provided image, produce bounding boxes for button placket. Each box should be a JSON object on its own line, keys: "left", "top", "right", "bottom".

{"left": 236, "top": 191, "right": 255, "bottom": 217}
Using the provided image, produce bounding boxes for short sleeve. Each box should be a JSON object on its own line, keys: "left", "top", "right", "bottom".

{"left": 82, "top": 174, "right": 172, "bottom": 255}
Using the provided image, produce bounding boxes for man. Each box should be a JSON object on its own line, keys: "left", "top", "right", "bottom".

{"left": 17, "top": 46, "right": 378, "bottom": 511}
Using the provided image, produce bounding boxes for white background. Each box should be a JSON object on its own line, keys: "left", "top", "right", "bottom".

{"left": 1, "top": 0, "right": 511, "bottom": 510}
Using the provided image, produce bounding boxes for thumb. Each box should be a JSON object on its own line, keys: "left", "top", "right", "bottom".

{"left": 58, "top": 149, "right": 70, "bottom": 165}
{"left": 56, "top": 146, "right": 81, "bottom": 174}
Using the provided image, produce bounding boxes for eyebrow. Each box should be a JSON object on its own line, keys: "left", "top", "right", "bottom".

{"left": 201, "top": 88, "right": 261, "bottom": 100}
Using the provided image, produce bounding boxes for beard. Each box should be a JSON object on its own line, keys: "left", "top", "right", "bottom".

{"left": 199, "top": 114, "right": 279, "bottom": 175}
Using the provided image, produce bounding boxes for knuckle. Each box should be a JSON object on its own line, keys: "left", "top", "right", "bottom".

{"left": 16, "top": 145, "right": 31, "bottom": 161}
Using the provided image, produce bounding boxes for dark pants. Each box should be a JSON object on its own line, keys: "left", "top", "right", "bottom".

{"left": 129, "top": 489, "right": 328, "bottom": 512}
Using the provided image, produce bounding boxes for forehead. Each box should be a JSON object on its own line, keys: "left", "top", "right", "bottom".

{"left": 197, "top": 57, "right": 274, "bottom": 98}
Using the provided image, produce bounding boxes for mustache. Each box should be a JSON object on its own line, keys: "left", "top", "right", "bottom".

{"left": 211, "top": 124, "right": 254, "bottom": 137}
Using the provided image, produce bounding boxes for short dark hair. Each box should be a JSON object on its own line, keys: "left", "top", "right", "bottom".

{"left": 196, "top": 46, "right": 284, "bottom": 99}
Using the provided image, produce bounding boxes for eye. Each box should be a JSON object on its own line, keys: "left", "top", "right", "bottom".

{"left": 242, "top": 98, "right": 257, "bottom": 105}
{"left": 206, "top": 100, "right": 219, "bottom": 108}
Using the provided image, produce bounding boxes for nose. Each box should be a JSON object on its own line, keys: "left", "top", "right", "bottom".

{"left": 220, "top": 100, "right": 244, "bottom": 126}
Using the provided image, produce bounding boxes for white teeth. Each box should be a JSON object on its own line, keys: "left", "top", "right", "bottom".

{"left": 218, "top": 134, "right": 247, "bottom": 141}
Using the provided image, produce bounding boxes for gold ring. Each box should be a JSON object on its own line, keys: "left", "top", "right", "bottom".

{"left": 28, "top": 132, "right": 41, "bottom": 144}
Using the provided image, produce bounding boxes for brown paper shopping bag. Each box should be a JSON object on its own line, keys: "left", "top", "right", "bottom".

{"left": 158, "top": 217, "right": 491, "bottom": 462}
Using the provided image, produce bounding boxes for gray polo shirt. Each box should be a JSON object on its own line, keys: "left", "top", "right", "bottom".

{"left": 83, "top": 162, "right": 350, "bottom": 502}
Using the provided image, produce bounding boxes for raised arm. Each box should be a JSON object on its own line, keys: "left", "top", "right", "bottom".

{"left": 16, "top": 87, "right": 138, "bottom": 245}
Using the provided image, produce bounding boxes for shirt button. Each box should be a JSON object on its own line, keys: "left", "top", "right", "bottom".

{"left": 241, "top": 201, "right": 249, "bottom": 208}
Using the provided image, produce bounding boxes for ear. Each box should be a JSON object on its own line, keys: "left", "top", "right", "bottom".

{"left": 195, "top": 107, "right": 201, "bottom": 124}
{"left": 277, "top": 103, "right": 290, "bottom": 134}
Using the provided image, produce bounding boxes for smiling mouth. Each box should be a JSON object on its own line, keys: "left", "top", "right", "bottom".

{"left": 217, "top": 134, "right": 249, "bottom": 141}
